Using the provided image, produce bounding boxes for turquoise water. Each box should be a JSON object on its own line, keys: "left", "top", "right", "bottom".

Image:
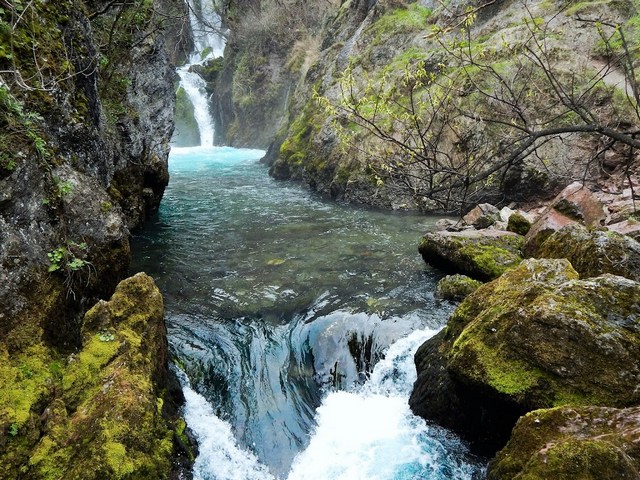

{"left": 131, "top": 146, "right": 484, "bottom": 479}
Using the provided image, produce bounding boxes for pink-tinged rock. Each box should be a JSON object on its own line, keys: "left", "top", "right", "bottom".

{"left": 463, "top": 203, "right": 501, "bottom": 229}
{"left": 608, "top": 219, "right": 640, "bottom": 240}
{"left": 523, "top": 209, "right": 577, "bottom": 257}
{"left": 550, "top": 182, "right": 606, "bottom": 227}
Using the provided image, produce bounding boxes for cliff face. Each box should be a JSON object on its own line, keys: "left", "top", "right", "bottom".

{"left": 0, "top": 0, "right": 188, "bottom": 476}
{"left": 215, "top": 0, "right": 640, "bottom": 213}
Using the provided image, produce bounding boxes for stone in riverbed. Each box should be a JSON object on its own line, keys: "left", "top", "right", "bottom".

{"left": 409, "top": 259, "right": 640, "bottom": 454}
{"left": 436, "top": 274, "right": 483, "bottom": 301}
{"left": 488, "top": 405, "right": 640, "bottom": 480}
{"left": 419, "top": 230, "right": 524, "bottom": 281}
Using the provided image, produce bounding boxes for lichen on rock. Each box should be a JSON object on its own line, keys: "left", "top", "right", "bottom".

{"left": 537, "top": 224, "right": 640, "bottom": 282}
{"left": 410, "top": 258, "right": 640, "bottom": 454}
{"left": 419, "top": 229, "right": 524, "bottom": 281}
{"left": 1, "top": 273, "right": 184, "bottom": 480}
{"left": 488, "top": 405, "right": 640, "bottom": 480}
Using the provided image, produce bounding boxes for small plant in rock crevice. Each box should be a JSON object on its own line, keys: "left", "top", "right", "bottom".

{"left": 47, "top": 241, "right": 95, "bottom": 298}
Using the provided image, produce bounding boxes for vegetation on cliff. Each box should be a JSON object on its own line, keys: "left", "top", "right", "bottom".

{"left": 0, "top": 0, "right": 187, "bottom": 476}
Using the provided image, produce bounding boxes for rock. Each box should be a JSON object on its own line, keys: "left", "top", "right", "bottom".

{"left": 550, "top": 182, "right": 606, "bottom": 226}
{"left": 506, "top": 212, "right": 532, "bottom": 235}
{"left": 436, "top": 274, "right": 483, "bottom": 301}
{"left": 409, "top": 259, "right": 640, "bottom": 454}
{"left": 499, "top": 206, "right": 515, "bottom": 223}
{"left": 537, "top": 224, "right": 640, "bottom": 281}
{"left": 23, "top": 274, "right": 181, "bottom": 480}
{"left": 488, "top": 406, "right": 640, "bottom": 480}
{"left": 463, "top": 203, "right": 501, "bottom": 229}
{"left": 435, "top": 218, "right": 460, "bottom": 231}
{"left": 608, "top": 218, "right": 640, "bottom": 240}
{"left": 523, "top": 209, "right": 577, "bottom": 257}
{"left": 419, "top": 230, "right": 524, "bottom": 281}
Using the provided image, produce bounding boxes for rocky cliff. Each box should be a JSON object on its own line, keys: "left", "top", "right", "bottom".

{"left": 0, "top": 0, "right": 189, "bottom": 477}
{"left": 213, "top": 0, "right": 639, "bottom": 213}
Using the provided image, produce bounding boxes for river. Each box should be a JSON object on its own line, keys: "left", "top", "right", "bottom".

{"left": 131, "top": 146, "right": 485, "bottom": 479}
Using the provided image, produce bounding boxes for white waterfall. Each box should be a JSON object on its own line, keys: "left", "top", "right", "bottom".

{"left": 178, "top": 0, "right": 226, "bottom": 147}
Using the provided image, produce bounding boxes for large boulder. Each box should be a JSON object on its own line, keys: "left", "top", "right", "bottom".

{"left": 537, "top": 224, "right": 640, "bottom": 281}
{"left": 1, "top": 274, "right": 186, "bottom": 479}
{"left": 409, "top": 259, "right": 640, "bottom": 454}
{"left": 523, "top": 209, "right": 577, "bottom": 257}
{"left": 550, "top": 182, "right": 606, "bottom": 226}
{"left": 488, "top": 406, "right": 640, "bottom": 480}
{"left": 523, "top": 182, "right": 606, "bottom": 257}
{"left": 419, "top": 230, "right": 524, "bottom": 281}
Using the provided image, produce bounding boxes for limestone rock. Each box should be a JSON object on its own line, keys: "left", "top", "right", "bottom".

{"left": 608, "top": 218, "right": 640, "bottom": 240}
{"left": 523, "top": 209, "right": 577, "bottom": 257}
{"left": 488, "top": 406, "right": 640, "bottom": 480}
{"left": 410, "top": 259, "right": 640, "bottom": 454}
{"left": 436, "top": 274, "right": 483, "bottom": 301}
{"left": 463, "top": 203, "right": 501, "bottom": 229}
{"left": 550, "top": 182, "right": 606, "bottom": 226}
{"left": 419, "top": 230, "right": 524, "bottom": 281}
{"left": 537, "top": 224, "right": 640, "bottom": 281}
{"left": 24, "top": 274, "right": 179, "bottom": 480}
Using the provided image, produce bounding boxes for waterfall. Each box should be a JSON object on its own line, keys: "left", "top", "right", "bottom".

{"left": 178, "top": 0, "right": 226, "bottom": 147}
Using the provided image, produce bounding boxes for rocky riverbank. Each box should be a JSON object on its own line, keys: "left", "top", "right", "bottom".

{"left": 410, "top": 181, "right": 640, "bottom": 477}
{"left": 0, "top": 1, "right": 192, "bottom": 477}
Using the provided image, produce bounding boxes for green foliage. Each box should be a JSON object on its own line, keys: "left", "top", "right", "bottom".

{"left": 47, "top": 242, "right": 88, "bottom": 273}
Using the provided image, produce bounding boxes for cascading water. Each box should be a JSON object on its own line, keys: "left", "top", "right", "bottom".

{"left": 177, "top": 0, "right": 226, "bottom": 147}
{"left": 132, "top": 148, "right": 487, "bottom": 479}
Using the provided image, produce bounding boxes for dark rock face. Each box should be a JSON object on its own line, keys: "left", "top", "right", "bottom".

{"left": 410, "top": 259, "right": 640, "bottom": 455}
{"left": 537, "top": 224, "right": 640, "bottom": 282}
{"left": 419, "top": 230, "right": 524, "bottom": 281}
{"left": 488, "top": 406, "right": 640, "bottom": 480}
{"left": 0, "top": 0, "right": 181, "bottom": 476}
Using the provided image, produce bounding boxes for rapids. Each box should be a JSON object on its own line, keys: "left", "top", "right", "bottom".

{"left": 131, "top": 146, "right": 485, "bottom": 479}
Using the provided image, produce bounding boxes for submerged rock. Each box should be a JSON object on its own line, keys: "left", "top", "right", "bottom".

{"left": 419, "top": 230, "right": 524, "bottom": 281}
{"left": 410, "top": 259, "right": 640, "bottom": 454}
{"left": 488, "top": 406, "right": 640, "bottom": 480}
{"left": 537, "top": 224, "right": 640, "bottom": 281}
{"left": 436, "top": 274, "right": 483, "bottom": 301}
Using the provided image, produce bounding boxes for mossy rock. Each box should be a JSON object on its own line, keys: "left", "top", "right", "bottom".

{"left": 507, "top": 212, "right": 532, "bottom": 236}
{"left": 436, "top": 274, "right": 483, "bottom": 301}
{"left": 0, "top": 273, "right": 181, "bottom": 480}
{"left": 419, "top": 230, "right": 524, "bottom": 281}
{"left": 537, "top": 224, "right": 640, "bottom": 281}
{"left": 488, "top": 405, "right": 640, "bottom": 480}
{"left": 410, "top": 259, "right": 640, "bottom": 454}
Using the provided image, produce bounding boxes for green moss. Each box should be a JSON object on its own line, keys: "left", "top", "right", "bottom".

{"left": 458, "top": 242, "right": 524, "bottom": 280}
{"left": 436, "top": 274, "right": 483, "bottom": 301}
{"left": 368, "top": 4, "right": 433, "bottom": 44}
{"left": 507, "top": 212, "right": 531, "bottom": 235}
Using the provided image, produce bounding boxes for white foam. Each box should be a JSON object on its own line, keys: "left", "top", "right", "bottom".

{"left": 180, "top": 373, "right": 275, "bottom": 480}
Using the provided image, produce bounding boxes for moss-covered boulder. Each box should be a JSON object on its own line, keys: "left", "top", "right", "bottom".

{"left": 507, "top": 212, "right": 532, "bottom": 236}
{"left": 462, "top": 203, "right": 501, "bottom": 229}
{"left": 537, "top": 224, "right": 640, "bottom": 281}
{"left": 488, "top": 406, "right": 640, "bottom": 480}
{"left": 436, "top": 274, "right": 483, "bottom": 301}
{"left": 419, "top": 230, "right": 524, "bottom": 281}
{"left": 409, "top": 259, "right": 640, "bottom": 454}
{"left": 523, "top": 209, "right": 577, "bottom": 257}
{"left": 0, "top": 273, "right": 186, "bottom": 480}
